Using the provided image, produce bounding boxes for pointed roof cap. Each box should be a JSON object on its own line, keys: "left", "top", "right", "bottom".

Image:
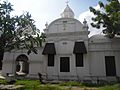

{"left": 61, "top": 4, "right": 74, "bottom": 18}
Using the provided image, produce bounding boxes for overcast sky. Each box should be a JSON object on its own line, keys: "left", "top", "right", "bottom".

{"left": 2, "top": 0, "right": 120, "bottom": 36}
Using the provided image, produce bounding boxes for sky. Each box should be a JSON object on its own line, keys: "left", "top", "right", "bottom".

{"left": 2, "top": 0, "right": 120, "bottom": 36}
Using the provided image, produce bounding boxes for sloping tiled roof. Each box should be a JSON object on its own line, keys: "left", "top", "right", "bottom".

{"left": 42, "top": 43, "right": 56, "bottom": 55}
{"left": 73, "top": 42, "right": 87, "bottom": 54}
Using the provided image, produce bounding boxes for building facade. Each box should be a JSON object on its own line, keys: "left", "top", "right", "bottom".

{"left": 2, "top": 5, "right": 120, "bottom": 82}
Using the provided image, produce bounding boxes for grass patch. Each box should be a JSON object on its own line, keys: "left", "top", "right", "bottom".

{"left": 14, "top": 80, "right": 64, "bottom": 90}
{"left": 15, "top": 79, "right": 40, "bottom": 86}
{"left": 38, "top": 85, "right": 64, "bottom": 90}
{"left": 14, "top": 79, "right": 40, "bottom": 90}
{"left": 1, "top": 79, "right": 120, "bottom": 90}
{"left": 98, "top": 84, "right": 120, "bottom": 90}
{"left": 59, "top": 81, "right": 83, "bottom": 87}
{"left": 0, "top": 79, "right": 7, "bottom": 84}
{"left": 82, "top": 83, "right": 105, "bottom": 87}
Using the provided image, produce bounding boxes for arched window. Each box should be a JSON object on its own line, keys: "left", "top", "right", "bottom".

{"left": 16, "top": 54, "right": 29, "bottom": 76}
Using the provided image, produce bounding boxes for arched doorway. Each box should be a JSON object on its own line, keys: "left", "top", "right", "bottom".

{"left": 16, "top": 54, "right": 29, "bottom": 76}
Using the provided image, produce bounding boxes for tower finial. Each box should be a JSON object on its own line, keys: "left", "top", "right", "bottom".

{"left": 61, "top": 0, "right": 74, "bottom": 18}
{"left": 83, "top": 19, "right": 89, "bottom": 30}
{"left": 66, "top": 0, "right": 69, "bottom": 5}
{"left": 45, "top": 22, "right": 48, "bottom": 29}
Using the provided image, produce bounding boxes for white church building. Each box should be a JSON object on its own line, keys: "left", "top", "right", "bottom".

{"left": 2, "top": 4, "right": 120, "bottom": 82}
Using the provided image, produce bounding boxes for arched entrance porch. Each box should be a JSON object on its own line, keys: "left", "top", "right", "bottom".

{"left": 16, "top": 54, "right": 29, "bottom": 76}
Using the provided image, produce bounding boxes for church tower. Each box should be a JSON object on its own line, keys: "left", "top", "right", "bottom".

{"left": 61, "top": 4, "right": 74, "bottom": 18}
{"left": 42, "top": 3, "right": 90, "bottom": 80}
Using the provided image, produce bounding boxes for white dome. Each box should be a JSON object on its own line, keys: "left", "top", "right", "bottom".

{"left": 61, "top": 5, "right": 74, "bottom": 18}
{"left": 89, "top": 34, "right": 110, "bottom": 43}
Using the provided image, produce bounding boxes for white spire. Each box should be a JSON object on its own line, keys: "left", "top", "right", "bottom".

{"left": 61, "top": 3, "right": 74, "bottom": 18}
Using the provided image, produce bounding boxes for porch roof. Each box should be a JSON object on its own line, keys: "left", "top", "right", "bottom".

{"left": 73, "top": 42, "right": 87, "bottom": 54}
{"left": 42, "top": 43, "right": 56, "bottom": 55}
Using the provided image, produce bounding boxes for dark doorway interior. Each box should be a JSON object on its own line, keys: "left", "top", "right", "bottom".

{"left": 60, "top": 57, "right": 70, "bottom": 72}
{"left": 105, "top": 56, "right": 116, "bottom": 76}
{"left": 0, "top": 51, "right": 4, "bottom": 70}
{"left": 48, "top": 54, "right": 54, "bottom": 66}
{"left": 75, "top": 53, "right": 83, "bottom": 67}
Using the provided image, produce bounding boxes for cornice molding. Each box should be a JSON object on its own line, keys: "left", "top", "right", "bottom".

{"left": 46, "top": 31, "right": 90, "bottom": 37}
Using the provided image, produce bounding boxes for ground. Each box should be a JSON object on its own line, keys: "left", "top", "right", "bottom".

{"left": 0, "top": 78, "right": 120, "bottom": 90}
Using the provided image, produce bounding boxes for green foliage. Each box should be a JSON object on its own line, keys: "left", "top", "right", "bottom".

{"left": 15, "top": 80, "right": 40, "bottom": 90}
{"left": 38, "top": 85, "right": 64, "bottom": 90}
{"left": 99, "top": 84, "right": 120, "bottom": 90}
{"left": 15, "top": 80, "right": 40, "bottom": 86}
{"left": 82, "top": 82, "right": 105, "bottom": 87}
{"left": 1, "top": 79, "right": 120, "bottom": 90}
{"left": 89, "top": 0, "right": 120, "bottom": 38}
{"left": 0, "top": 1, "right": 45, "bottom": 55}
{"left": 15, "top": 80, "right": 63, "bottom": 90}
{"left": 59, "top": 81, "right": 83, "bottom": 87}
{"left": 0, "top": 79, "right": 7, "bottom": 84}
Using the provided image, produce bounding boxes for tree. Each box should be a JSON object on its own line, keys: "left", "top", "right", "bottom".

{"left": 0, "top": 1, "right": 45, "bottom": 55}
{"left": 89, "top": 0, "right": 120, "bottom": 38}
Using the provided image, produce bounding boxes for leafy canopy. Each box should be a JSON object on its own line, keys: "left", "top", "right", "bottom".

{"left": 89, "top": 0, "right": 120, "bottom": 38}
{"left": 0, "top": 1, "right": 45, "bottom": 54}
